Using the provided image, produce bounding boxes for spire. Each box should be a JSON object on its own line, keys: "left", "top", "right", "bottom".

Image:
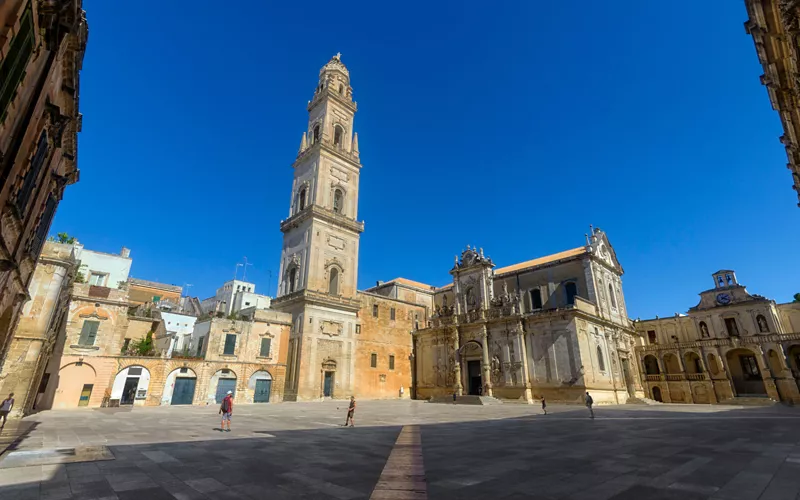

{"left": 299, "top": 132, "right": 308, "bottom": 153}
{"left": 352, "top": 132, "right": 359, "bottom": 155}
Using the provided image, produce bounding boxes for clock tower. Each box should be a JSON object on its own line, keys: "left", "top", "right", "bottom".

{"left": 272, "top": 54, "right": 364, "bottom": 401}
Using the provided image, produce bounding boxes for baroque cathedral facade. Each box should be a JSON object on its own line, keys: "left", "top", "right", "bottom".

{"left": 272, "top": 55, "right": 644, "bottom": 404}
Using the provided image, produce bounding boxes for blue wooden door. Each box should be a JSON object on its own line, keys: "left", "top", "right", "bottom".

{"left": 323, "top": 372, "right": 333, "bottom": 397}
{"left": 215, "top": 378, "right": 236, "bottom": 403}
{"left": 172, "top": 378, "right": 196, "bottom": 405}
{"left": 254, "top": 379, "right": 271, "bottom": 403}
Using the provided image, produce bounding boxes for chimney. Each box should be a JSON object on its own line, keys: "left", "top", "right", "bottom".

{"left": 120, "top": 247, "right": 131, "bottom": 258}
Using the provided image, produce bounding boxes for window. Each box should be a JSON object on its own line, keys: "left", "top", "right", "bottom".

{"left": 128, "top": 367, "right": 142, "bottom": 376}
{"left": 223, "top": 334, "right": 236, "bottom": 355}
{"left": 355, "top": 324, "right": 361, "bottom": 334}
{"left": 333, "top": 189, "right": 343, "bottom": 214}
{"left": 370, "top": 353, "right": 377, "bottom": 368}
{"left": 339, "top": 83, "right": 344, "bottom": 95}
{"left": 647, "top": 330, "right": 657, "bottom": 344}
{"left": 260, "top": 338, "right": 271, "bottom": 357}
{"left": 245, "top": 302, "right": 250, "bottom": 306}
{"left": 373, "top": 304, "right": 378, "bottom": 317}
{"left": 334, "top": 126, "right": 344, "bottom": 149}
{"left": 0, "top": 4, "right": 34, "bottom": 120}
{"left": 78, "top": 321, "right": 99, "bottom": 346}
{"left": 724, "top": 318, "right": 740, "bottom": 337}
{"left": 565, "top": 282, "right": 577, "bottom": 306}
{"left": 313, "top": 124, "right": 320, "bottom": 144}
{"left": 298, "top": 188, "right": 306, "bottom": 211}
{"left": 122, "top": 339, "right": 131, "bottom": 351}
{"left": 530, "top": 289, "right": 543, "bottom": 310}
{"left": 88, "top": 273, "right": 107, "bottom": 287}
{"left": 329, "top": 268, "right": 339, "bottom": 295}
{"left": 390, "top": 307, "right": 396, "bottom": 321}
{"left": 31, "top": 196, "right": 56, "bottom": 257}
{"left": 288, "top": 267, "right": 297, "bottom": 293}
{"left": 597, "top": 346, "right": 606, "bottom": 372}
{"left": 740, "top": 355, "right": 760, "bottom": 379}
{"left": 608, "top": 283, "right": 617, "bottom": 309}
{"left": 389, "top": 355, "right": 395, "bottom": 370}
{"left": 179, "top": 367, "right": 188, "bottom": 374}
{"left": 15, "top": 131, "right": 50, "bottom": 214}
{"left": 196, "top": 337, "right": 204, "bottom": 356}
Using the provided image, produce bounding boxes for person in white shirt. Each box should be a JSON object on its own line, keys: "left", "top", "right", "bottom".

{"left": 0, "top": 393, "right": 14, "bottom": 427}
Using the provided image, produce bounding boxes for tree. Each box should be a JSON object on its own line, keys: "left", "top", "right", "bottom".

{"left": 51, "top": 232, "right": 76, "bottom": 244}
{"left": 129, "top": 331, "right": 156, "bottom": 356}
{"left": 794, "top": 293, "right": 800, "bottom": 303}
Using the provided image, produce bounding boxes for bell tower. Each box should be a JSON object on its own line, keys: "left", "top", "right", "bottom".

{"left": 273, "top": 54, "right": 364, "bottom": 401}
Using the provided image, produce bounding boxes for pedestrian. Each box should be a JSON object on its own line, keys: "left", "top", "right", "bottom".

{"left": 344, "top": 396, "right": 356, "bottom": 427}
{"left": 0, "top": 393, "right": 14, "bottom": 428}
{"left": 399, "top": 385, "right": 404, "bottom": 398}
{"left": 453, "top": 390, "right": 457, "bottom": 404}
{"left": 585, "top": 391, "right": 594, "bottom": 419}
{"left": 219, "top": 390, "right": 233, "bottom": 432}
{"left": 541, "top": 396, "right": 547, "bottom": 415}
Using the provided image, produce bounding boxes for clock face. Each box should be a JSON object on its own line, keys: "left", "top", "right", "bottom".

{"left": 716, "top": 293, "right": 731, "bottom": 305}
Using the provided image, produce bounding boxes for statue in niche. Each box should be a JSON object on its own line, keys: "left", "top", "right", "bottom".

{"left": 757, "top": 315, "right": 769, "bottom": 333}
{"left": 699, "top": 322, "right": 709, "bottom": 338}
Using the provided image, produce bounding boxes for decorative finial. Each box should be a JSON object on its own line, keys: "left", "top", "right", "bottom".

{"left": 352, "top": 132, "right": 359, "bottom": 155}
{"left": 299, "top": 132, "right": 308, "bottom": 153}
{"left": 585, "top": 233, "right": 590, "bottom": 245}
{"left": 334, "top": 52, "right": 342, "bottom": 61}
{"left": 466, "top": 244, "right": 471, "bottom": 250}
{"left": 589, "top": 224, "right": 594, "bottom": 234}
{"left": 479, "top": 248, "right": 484, "bottom": 257}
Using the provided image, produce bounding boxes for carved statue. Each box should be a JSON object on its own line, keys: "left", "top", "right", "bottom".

{"left": 757, "top": 315, "right": 769, "bottom": 333}
{"left": 700, "top": 323, "right": 709, "bottom": 337}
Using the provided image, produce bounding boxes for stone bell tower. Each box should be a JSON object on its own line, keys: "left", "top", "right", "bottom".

{"left": 272, "top": 54, "right": 364, "bottom": 401}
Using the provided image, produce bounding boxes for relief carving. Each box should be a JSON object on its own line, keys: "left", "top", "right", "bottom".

{"left": 326, "top": 235, "right": 346, "bottom": 251}
{"left": 320, "top": 320, "right": 343, "bottom": 337}
{"left": 330, "top": 166, "right": 350, "bottom": 182}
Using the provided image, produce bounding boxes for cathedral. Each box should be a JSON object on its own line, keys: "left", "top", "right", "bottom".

{"left": 271, "top": 55, "right": 644, "bottom": 404}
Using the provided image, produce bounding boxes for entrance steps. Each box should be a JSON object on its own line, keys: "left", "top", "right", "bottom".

{"left": 626, "top": 397, "right": 662, "bottom": 406}
{"left": 429, "top": 395, "right": 503, "bottom": 405}
{"left": 718, "top": 397, "right": 777, "bottom": 406}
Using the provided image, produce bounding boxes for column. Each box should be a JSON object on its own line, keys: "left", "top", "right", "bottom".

{"left": 451, "top": 328, "right": 463, "bottom": 396}
{"left": 516, "top": 321, "right": 533, "bottom": 402}
{"left": 480, "top": 325, "right": 492, "bottom": 397}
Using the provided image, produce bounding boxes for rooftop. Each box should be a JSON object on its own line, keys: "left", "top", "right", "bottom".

{"left": 494, "top": 247, "right": 587, "bottom": 275}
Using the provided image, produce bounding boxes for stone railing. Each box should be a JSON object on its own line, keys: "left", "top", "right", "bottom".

{"left": 645, "top": 374, "right": 663, "bottom": 382}
{"left": 280, "top": 204, "right": 364, "bottom": 234}
{"left": 637, "top": 332, "right": 800, "bottom": 352}
{"left": 686, "top": 373, "right": 706, "bottom": 381}
{"left": 665, "top": 374, "right": 684, "bottom": 382}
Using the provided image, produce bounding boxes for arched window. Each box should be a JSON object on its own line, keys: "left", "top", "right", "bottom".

{"left": 329, "top": 268, "right": 339, "bottom": 295}
{"left": 313, "top": 124, "right": 320, "bottom": 144}
{"left": 338, "top": 83, "right": 344, "bottom": 95}
{"left": 698, "top": 321, "right": 709, "bottom": 338}
{"left": 298, "top": 188, "right": 306, "bottom": 211}
{"left": 565, "top": 282, "right": 577, "bottom": 306}
{"left": 288, "top": 268, "right": 297, "bottom": 293}
{"left": 756, "top": 314, "right": 769, "bottom": 333}
{"left": 608, "top": 283, "right": 617, "bottom": 309}
{"left": 530, "top": 289, "right": 543, "bottom": 309}
{"left": 333, "top": 125, "right": 344, "bottom": 149}
{"left": 597, "top": 345, "right": 606, "bottom": 372}
{"left": 333, "top": 189, "right": 343, "bottom": 214}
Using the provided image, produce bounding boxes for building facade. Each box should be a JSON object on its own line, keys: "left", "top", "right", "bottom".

{"left": 0, "top": 241, "right": 77, "bottom": 417}
{"left": 127, "top": 277, "right": 182, "bottom": 308}
{"left": 744, "top": 0, "right": 800, "bottom": 206}
{"left": 414, "top": 230, "right": 644, "bottom": 404}
{"left": 0, "top": 0, "right": 88, "bottom": 373}
{"left": 634, "top": 270, "right": 800, "bottom": 404}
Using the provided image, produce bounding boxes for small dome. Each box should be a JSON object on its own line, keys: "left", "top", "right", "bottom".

{"left": 320, "top": 53, "right": 349, "bottom": 78}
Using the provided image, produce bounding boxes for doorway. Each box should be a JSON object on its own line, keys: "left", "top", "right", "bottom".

{"left": 121, "top": 377, "right": 139, "bottom": 405}
{"left": 78, "top": 384, "right": 93, "bottom": 407}
{"left": 467, "top": 360, "right": 482, "bottom": 395}
{"left": 323, "top": 371, "right": 334, "bottom": 397}
{"left": 215, "top": 378, "right": 236, "bottom": 403}
{"left": 652, "top": 386, "right": 663, "bottom": 402}
{"left": 726, "top": 349, "right": 767, "bottom": 397}
{"left": 254, "top": 379, "right": 272, "bottom": 403}
{"left": 621, "top": 358, "right": 635, "bottom": 396}
{"left": 172, "top": 377, "right": 196, "bottom": 405}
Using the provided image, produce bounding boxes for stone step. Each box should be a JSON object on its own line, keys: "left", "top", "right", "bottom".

{"left": 428, "top": 395, "right": 503, "bottom": 405}
{"left": 718, "top": 397, "right": 777, "bottom": 406}
{"left": 626, "top": 397, "right": 661, "bottom": 405}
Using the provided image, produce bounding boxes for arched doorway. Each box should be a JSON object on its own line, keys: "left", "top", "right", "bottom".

{"left": 111, "top": 366, "right": 151, "bottom": 405}
{"left": 459, "top": 341, "right": 483, "bottom": 395}
{"left": 726, "top": 348, "right": 767, "bottom": 397}
{"left": 652, "top": 386, "right": 663, "bottom": 402}
{"left": 321, "top": 358, "right": 336, "bottom": 398}
{"left": 248, "top": 370, "right": 273, "bottom": 403}
{"left": 663, "top": 353, "right": 681, "bottom": 374}
{"left": 684, "top": 352, "right": 703, "bottom": 374}
{"left": 163, "top": 367, "right": 197, "bottom": 405}
{"left": 209, "top": 369, "right": 237, "bottom": 403}
{"left": 643, "top": 355, "right": 660, "bottom": 375}
{"left": 54, "top": 362, "right": 96, "bottom": 408}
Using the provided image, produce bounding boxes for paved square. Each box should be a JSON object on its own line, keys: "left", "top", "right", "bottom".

{"left": 0, "top": 401, "right": 799, "bottom": 499}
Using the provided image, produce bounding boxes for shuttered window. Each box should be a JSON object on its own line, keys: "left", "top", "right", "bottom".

{"left": 389, "top": 355, "right": 395, "bottom": 370}
{"left": 223, "top": 334, "right": 236, "bottom": 355}
{"left": 30, "top": 195, "right": 56, "bottom": 257}
{"left": 260, "top": 338, "right": 271, "bottom": 357}
{"left": 15, "top": 131, "right": 49, "bottom": 215}
{"left": 0, "top": 3, "right": 35, "bottom": 121}
{"left": 78, "top": 321, "right": 99, "bottom": 346}
{"left": 370, "top": 353, "right": 377, "bottom": 368}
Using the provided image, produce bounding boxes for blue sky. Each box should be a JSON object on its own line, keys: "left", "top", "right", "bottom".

{"left": 53, "top": 1, "right": 799, "bottom": 318}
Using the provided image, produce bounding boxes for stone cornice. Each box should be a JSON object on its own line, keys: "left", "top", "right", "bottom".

{"left": 307, "top": 88, "right": 357, "bottom": 113}
{"left": 280, "top": 204, "right": 364, "bottom": 235}
{"left": 294, "top": 137, "right": 361, "bottom": 170}
{"left": 272, "top": 288, "right": 362, "bottom": 313}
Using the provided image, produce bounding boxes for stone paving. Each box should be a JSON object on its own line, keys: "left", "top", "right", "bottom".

{"left": 0, "top": 401, "right": 798, "bottom": 499}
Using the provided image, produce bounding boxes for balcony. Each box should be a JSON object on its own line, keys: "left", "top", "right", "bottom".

{"left": 645, "top": 375, "right": 663, "bottom": 382}
{"left": 280, "top": 204, "right": 364, "bottom": 235}
{"left": 686, "top": 373, "right": 707, "bottom": 381}
{"left": 665, "top": 374, "right": 684, "bottom": 382}
{"left": 636, "top": 332, "right": 800, "bottom": 353}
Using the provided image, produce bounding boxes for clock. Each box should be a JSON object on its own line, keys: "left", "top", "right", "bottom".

{"left": 716, "top": 293, "right": 731, "bottom": 305}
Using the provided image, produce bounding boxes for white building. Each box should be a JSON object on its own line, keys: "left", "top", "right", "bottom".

{"left": 161, "top": 311, "right": 198, "bottom": 356}
{"left": 75, "top": 246, "right": 132, "bottom": 288}
{"left": 200, "top": 279, "right": 270, "bottom": 316}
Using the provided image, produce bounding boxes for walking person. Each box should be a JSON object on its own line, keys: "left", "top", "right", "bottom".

{"left": 541, "top": 396, "right": 547, "bottom": 415}
{"left": 585, "top": 391, "right": 594, "bottom": 419}
{"left": 344, "top": 396, "right": 356, "bottom": 427}
{"left": 219, "top": 390, "right": 233, "bottom": 432}
{"left": 0, "top": 393, "right": 14, "bottom": 428}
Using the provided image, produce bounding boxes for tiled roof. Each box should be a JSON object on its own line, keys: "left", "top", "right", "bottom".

{"left": 494, "top": 247, "right": 586, "bottom": 275}
{"left": 388, "top": 277, "right": 435, "bottom": 290}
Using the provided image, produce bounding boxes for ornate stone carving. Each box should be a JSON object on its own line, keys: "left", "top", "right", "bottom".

{"left": 326, "top": 235, "right": 346, "bottom": 251}
{"left": 320, "top": 320, "right": 343, "bottom": 337}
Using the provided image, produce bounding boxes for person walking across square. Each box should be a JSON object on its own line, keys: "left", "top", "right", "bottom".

{"left": 344, "top": 396, "right": 356, "bottom": 427}
{"left": 541, "top": 396, "right": 547, "bottom": 415}
{"left": 585, "top": 391, "right": 594, "bottom": 419}
{"left": 219, "top": 391, "right": 233, "bottom": 432}
{"left": 0, "top": 393, "right": 14, "bottom": 428}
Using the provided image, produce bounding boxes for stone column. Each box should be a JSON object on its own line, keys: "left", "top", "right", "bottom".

{"left": 480, "top": 325, "right": 492, "bottom": 397}
{"left": 451, "top": 328, "right": 463, "bottom": 396}
{"left": 516, "top": 321, "right": 533, "bottom": 403}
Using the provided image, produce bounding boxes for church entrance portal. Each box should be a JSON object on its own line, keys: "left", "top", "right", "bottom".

{"left": 467, "top": 360, "right": 482, "bottom": 395}
{"left": 323, "top": 372, "right": 334, "bottom": 397}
